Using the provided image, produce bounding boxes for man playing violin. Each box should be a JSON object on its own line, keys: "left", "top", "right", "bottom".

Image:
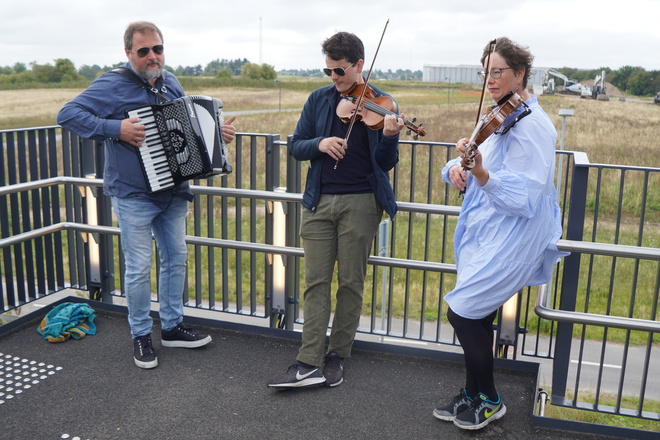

{"left": 435, "top": 37, "right": 568, "bottom": 430}
{"left": 268, "top": 31, "right": 405, "bottom": 389}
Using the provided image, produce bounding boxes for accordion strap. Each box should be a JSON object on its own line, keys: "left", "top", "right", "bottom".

{"left": 109, "top": 67, "right": 168, "bottom": 102}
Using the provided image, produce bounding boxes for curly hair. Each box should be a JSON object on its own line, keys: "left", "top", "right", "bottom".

{"left": 481, "top": 37, "right": 534, "bottom": 88}
{"left": 321, "top": 32, "right": 364, "bottom": 64}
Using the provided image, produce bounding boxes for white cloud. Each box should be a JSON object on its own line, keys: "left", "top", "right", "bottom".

{"left": 0, "top": 0, "right": 658, "bottom": 71}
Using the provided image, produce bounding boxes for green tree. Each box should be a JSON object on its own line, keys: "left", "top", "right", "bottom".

{"left": 13, "top": 62, "right": 26, "bottom": 74}
{"left": 79, "top": 64, "right": 103, "bottom": 80}
{"left": 241, "top": 62, "right": 277, "bottom": 80}
{"left": 260, "top": 64, "right": 277, "bottom": 80}
{"left": 216, "top": 68, "right": 232, "bottom": 79}
{"left": 241, "top": 62, "right": 262, "bottom": 79}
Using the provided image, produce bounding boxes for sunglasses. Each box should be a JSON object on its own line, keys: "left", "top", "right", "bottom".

{"left": 323, "top": 62, "right": 356, "bottom": 77}
{"left": 134, "top": 45, "right": 164, "bottom": 58}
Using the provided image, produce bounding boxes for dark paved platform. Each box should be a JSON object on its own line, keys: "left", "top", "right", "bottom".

{"left": 0, "top": 297, "right": 620, "bottom": 440}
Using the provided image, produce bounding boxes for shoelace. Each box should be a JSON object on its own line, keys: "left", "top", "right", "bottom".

{"left": 173, "top": 323, "right": 197, "bottom": 336}
{"left": 137, "top": 337, "right": 154, "bottom": 355}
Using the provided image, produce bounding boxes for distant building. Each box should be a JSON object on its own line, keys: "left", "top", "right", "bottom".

{"left": 423, "top": 64, "right": 549, "bottom": 89}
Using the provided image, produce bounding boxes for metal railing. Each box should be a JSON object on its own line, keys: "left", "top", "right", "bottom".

{"left": 1, "top": 125, "right": 658, "bottom": 435}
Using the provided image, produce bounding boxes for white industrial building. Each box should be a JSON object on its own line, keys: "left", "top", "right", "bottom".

{"left": 423, "top": 64, "right": 549, "bottom": 90}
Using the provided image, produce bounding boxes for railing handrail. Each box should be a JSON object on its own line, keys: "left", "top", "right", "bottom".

{"left": 535, "top": 283, "right": 660, "bottom": 333}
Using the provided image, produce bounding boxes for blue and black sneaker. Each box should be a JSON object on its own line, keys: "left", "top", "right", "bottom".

{"left": 433, "top": 388, "right": 472, "bottom": 421}
{"left": 453, "top": 392, "right": 506, "bottom": 430}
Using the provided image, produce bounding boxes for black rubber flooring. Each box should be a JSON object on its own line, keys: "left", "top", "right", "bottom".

{"left": 0, "top": 297, "right": 620, "bottom": 440}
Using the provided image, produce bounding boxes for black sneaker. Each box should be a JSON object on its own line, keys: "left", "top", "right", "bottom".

{"left": 433, "top": 388, "right": 472, "bottom": 421}
{"left": 133, "top": 335, "right": 158, "bottom": 369}
{"left": 267, "top": 362, "right": 326, "bottom": 388}
{"left": 161, "top": 323, "right": 212, "bottom": 348}
{"left": 322, "top": 351, "right": 344, "bottom": 387}
{"left": 453, "top": 393, "right": 506, "bottom": 430}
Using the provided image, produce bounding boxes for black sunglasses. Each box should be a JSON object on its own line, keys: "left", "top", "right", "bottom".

{"left": 323, "top": 62, "right": 356, "bottom": 77}
{"left": 134, "top": 45, "right": 164, "bottom": 58}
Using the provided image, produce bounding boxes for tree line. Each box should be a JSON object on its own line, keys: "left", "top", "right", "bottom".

{"left": 0, "top": 58, "right": 657, "bottom": 96}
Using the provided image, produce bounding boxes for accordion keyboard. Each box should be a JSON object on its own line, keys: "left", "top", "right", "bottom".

{"left": 128, "top": 106, "right": 176, "bottom": 192}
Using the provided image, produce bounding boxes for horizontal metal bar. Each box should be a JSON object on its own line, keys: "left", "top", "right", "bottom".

{"left": 557, "top": 239, "right": 660, "bottom": 261}
{"left": 535, "top": 283, "right": 660, "bottom": 333}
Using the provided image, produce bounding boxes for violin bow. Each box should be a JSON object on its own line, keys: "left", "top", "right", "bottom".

{"left": 335, "top": 19, "right": 390, "bottom": 169}
{"left": 475, "top": 39, "right": 498, "bottom": 125}
{"left": 463, "top": 38, "right": 498, "bottom": 170}
{"left": 459, "top": 38, "right": 497, "bottom": 195}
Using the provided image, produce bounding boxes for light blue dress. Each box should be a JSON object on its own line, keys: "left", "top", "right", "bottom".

{"left": 442, "top": 95, "right": 569, "bottom": 319}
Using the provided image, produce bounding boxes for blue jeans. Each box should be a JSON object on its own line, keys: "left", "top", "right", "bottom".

{"left": 297, "top": 193, "right": 383, "bottom": 367}
{"left": 111, "top": 195, "right": 189, "bottom": 339}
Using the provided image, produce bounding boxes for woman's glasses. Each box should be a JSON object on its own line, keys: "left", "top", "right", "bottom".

{"left": 134, "top": 45, "right": 164, "bottom": 58}
{"left": 323, "top": 62, "right": 356, "bottom": 77}
{"left": 477, "top": 67, "right": 512, "bottom": 80}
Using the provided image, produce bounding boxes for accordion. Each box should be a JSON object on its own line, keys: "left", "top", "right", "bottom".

{"left": 126, "top": 95, "right": 233, "bottom": 193}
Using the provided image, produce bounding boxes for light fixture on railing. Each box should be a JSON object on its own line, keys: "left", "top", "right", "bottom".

{"left": 84, "top": 174, "right": 101, "bottom": 287}
{"left": 497, "top": 291, "right": 520, "bottom": 358}
{"left": 269, "top": 187, "right": 287, "bottom": 315}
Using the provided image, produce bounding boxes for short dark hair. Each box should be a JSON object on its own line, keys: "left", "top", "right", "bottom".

{"left": 321, "top": 32, "right": 364, "bottom": 64}
{"left": 481, "top": 37, "right": 534, "bottom": 88}
{"left": 124, "top": 21, "right": 164, "bottom": 50}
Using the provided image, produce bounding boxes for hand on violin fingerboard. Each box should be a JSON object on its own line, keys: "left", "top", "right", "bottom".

{"left": 383, "top": 113, "right": 405, "bottom": 137}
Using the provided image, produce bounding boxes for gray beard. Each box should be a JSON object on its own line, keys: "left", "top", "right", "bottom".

{"left": 129, "top": 60, "right": 164, "bottom": 81}
{"left": 141, "top": 66, "right": 163, "bottom": 80}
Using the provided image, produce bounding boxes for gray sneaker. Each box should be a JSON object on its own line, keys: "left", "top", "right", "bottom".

{"left": 322, "top": 351, "right": 344, "bottom": 387}
{"left": 433, "top": 388, "right": 472, "bottom": 421}
{"left": 453, "top": 393, "right": 506, "bottom": 430}
{"left": 268, "top": 362, "right": 326, "bottom": 388}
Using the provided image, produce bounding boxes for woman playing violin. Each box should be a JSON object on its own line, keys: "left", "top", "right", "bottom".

{"left": 268, "top": 31, "right": 405, "bottom": 390}
{"left": 435, "top": 37, "right": 568, "bottom": 431}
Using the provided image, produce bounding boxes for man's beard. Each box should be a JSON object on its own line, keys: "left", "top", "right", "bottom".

{"left": 132, "top": 61, "right": 164, "bottom": 80}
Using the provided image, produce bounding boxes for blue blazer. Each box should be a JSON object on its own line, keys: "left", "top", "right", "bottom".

{"left": 290, "top": 84, "right": 399, "bottom": 218}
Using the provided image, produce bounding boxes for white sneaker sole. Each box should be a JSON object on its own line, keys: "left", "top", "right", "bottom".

{"left": 161, "top": 335, "right": 212, "bottom": 348}
{"left": 268, "top": 377, "right": 326, "bottom": 388}
{"left": 454, "top": 404, "right": 507, "bottom": 430}
{"left": 134, "top": 357, "right": 158, "bottom": 369}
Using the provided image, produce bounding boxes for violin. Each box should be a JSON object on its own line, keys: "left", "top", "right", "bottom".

{"left": 461, "top": 91, "right": 525, "bottom": 170}
{"left": 336, "top": 83, "right": 426, "bottom": 139}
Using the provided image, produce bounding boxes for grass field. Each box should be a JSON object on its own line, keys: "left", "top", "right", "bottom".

{"left": 1, "top": 78, "right": 658, "bottom": 169}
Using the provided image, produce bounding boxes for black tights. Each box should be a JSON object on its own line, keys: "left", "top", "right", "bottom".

{"left": 447, "top": 307, "right": 498, "bottom": 400}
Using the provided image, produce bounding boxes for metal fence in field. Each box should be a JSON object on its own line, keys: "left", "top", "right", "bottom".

{"left": 0, "top": 125, "right": 658, "bottom": 433}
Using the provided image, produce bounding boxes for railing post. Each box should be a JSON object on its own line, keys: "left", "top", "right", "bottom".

{"left": 551, "top": 156, "right": 589, "bottom": 404}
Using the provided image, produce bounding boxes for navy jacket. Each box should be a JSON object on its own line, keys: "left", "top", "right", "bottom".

{"left": 290, "top": 84, "right": 399, "bottom": 218}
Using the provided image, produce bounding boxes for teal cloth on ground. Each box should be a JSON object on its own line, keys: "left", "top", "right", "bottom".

{"left": 37, "top": 302, "right": 97, "bottom": 342}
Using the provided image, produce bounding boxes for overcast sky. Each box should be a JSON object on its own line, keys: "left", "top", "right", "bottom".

{"left": 1, "top": 0, "right": 658, "bottom": 73}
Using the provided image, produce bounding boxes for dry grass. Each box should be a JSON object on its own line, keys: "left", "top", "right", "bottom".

{"left": 1, "top": 82, "right": 658, "bottom": 170}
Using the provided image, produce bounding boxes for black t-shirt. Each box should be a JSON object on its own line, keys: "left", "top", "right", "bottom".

{"left": 320, "top": 93, "right": 374, "bottom": 194}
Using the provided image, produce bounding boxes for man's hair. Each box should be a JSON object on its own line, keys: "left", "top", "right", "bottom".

{"left": 481, "top": 37, "right": 534, "bottom": 88}
{"left": 321, "top": 32, "right": 364, "bottom": 64}
{"left": 124, "top": 21, "right": 164, "bottom": 50}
